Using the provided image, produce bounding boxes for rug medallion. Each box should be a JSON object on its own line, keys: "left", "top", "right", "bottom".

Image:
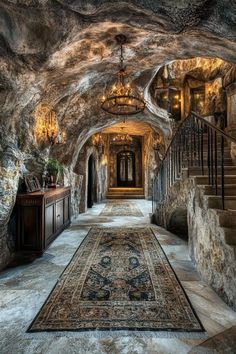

{"left": 28, "top": 227, "right": 204, "bottom": 333}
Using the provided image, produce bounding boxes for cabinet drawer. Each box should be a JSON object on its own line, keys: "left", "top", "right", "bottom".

{"left": 56, "top": 200, "right": 64, "bottom": 230}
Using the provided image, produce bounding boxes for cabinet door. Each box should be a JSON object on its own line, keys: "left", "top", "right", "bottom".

{"left": 19, "top": 206, "right": 41, "bottom": 250}
{"left": 64, "top": 196, "right": 69, "bottom": 223}
{"left": 45, "top": 204, "right": 54, "bottom": 241}
{"left": 56, "top": 200, "right": 64, "bottom": 231}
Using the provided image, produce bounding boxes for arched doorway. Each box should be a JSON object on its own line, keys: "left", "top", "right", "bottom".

{"left": 117, "top": 150, "right": 135, "bottom": 187}
{"left": 87, "top": 154, "right": 95, "bottom": 208}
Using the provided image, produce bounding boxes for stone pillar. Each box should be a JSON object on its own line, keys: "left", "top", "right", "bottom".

{"left": 226, "top": 83, "right": 236, "bottom": 138}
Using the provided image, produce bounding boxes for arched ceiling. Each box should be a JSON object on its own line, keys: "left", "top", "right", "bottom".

{"left": 0, "top": 0, "right": 236, "bottom": 168}
{"left": 101, "top": 120, "right": 154, "bottom": 136}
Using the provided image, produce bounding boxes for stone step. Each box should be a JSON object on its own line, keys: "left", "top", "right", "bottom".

{"left": 204, "top": 184, "right": 236, "bottom": 196}
{"left": 188, "top": 166, "right": 236, "bottom": 176}
{"left": 107, "top": 194, "right": 145, "bottom": 199}
{"left": 218, "top": 210, "right": 236, "bottom": 227}
{"left": 219, "top": 227, "right": 236, "bottom": 245}
{"left": 194, "top": 175, "right": 236, "bottom": 185}
{"left": 183, "top": 158, "right": 234, "bottom": 166}
{"left": 206, "top": 195, "right": 236, "bottom": 210}
{"left": 108, "top": 187, "right": 144, "bottom": 191}
{"left": 108, "top": 190, "right": 144, "bottom": 194}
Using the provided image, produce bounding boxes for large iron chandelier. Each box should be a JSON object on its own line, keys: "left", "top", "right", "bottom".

{"left": 101, "top": 34, "right": 145, "bottom": 115}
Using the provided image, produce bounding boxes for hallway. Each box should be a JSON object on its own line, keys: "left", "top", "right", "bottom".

{"left": 0, "top": 200, "right": 236, "bottom": 354}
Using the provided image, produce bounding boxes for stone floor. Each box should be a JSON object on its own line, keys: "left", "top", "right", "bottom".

{"left": 0, "top": 199, "right": 236, "bottom": 354}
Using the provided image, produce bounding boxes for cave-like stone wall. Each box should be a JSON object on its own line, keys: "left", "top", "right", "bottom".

{"left": 154, "top": 177, "right": 236, "bottom": 310}
{"left": 75, "top": 141, "right": 107, "bottom": 214}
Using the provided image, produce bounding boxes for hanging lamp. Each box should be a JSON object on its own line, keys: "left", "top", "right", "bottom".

{"left": 101, "top": 34, "right": 145, "bottom": 116}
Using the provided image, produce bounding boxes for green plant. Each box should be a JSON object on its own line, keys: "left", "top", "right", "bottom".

{"left": 46, "top": 157, "right": 64, "bottom": 176}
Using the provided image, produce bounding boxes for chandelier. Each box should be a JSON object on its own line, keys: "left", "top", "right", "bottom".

{"left": 112, "top": 127, "right": 133, "bottom": 144}
{"left": 35, "top": 103, "right": 66, "bottom": 146}
{"left": 101, "top": 34, "right": 145, "bottom": 115}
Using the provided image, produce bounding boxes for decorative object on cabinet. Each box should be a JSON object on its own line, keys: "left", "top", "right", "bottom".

{"left": 46, "top": 157, "right": 64, "bottom": 188}
{"left": 24, "top": 175, "right": 41, "bottom": 193}
{"left": 16, "top": 187, "right": 71, "bottom": 256}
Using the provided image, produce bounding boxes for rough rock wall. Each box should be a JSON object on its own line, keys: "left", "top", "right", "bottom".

{"left": 63, "top": 167, "right": 83, "bottom": 219}
{"left": 75, "top": 142, "right": 107, "bottom": 213}
{"left": 154, "top": 177, "right": 236, "bottom": 310}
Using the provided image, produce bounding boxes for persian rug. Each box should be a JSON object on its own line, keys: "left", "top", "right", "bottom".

{"left": 28, "top": 227, "right": 204, "bottom": 333}
{"left": 100, "top": 202, "right": 143, "bottom": 217}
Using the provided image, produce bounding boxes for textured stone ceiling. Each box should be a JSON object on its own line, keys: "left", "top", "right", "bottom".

{"left": 0, "top": 0, "right": 236, "bottom": 167}
{"left": 101, "top": 120, "right": 153, "bottom": 136}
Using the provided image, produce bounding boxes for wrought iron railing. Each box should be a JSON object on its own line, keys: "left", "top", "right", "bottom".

{"left": 152, "top": 112, "right": 236, "bottom": 212}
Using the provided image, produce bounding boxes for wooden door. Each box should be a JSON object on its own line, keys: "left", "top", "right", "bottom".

{"left": 117, "top": 151, "right": 135, "bottom": 187}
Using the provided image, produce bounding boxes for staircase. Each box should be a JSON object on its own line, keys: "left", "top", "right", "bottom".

{"left": 153, "top": 111, "right": 236, "bottom": 309}
{"left": 107, "top": 187, "right": 145, "bottom": 199}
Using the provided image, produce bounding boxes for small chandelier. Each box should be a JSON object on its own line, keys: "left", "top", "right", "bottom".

{"left": 101, "top": 34, "right": 145, "bottom": 115}
{"left": 35, "top": 103, "right": 66, "bottom": 146}
{"left": 112, "top": 127, "right": 133, "bottom": 144}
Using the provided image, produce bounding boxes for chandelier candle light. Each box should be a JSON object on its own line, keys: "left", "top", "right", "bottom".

{"left": 101, "top": 34, "right": 145, "bottom": 115}
{"left": 35, "top": 103, "right": 66, "bottom": 146}
{"left": 112, "top": 126, "right": 133, "bottom": 144}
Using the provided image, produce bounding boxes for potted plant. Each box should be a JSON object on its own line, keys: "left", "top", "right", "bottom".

{"left": 46, "top": 157, "right": 64, "bottom": 187}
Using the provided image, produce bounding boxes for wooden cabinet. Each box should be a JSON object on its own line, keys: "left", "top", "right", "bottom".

{"left": 16, "top": 187, "right": 71, "bottom": 256}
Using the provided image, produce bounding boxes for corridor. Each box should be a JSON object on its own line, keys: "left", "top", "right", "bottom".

{"left": 0, "top": 200, "right": 236, "bottom": 354}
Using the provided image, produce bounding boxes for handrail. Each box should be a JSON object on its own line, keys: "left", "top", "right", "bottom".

{"left": 152, "top": 112, "right": 236, "bottom": 213}
{"left": 191, "top": 112, "right": 236, "bottom": 144}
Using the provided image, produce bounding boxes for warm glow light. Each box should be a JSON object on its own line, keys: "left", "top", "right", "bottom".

{"left": 34, "top": 103, "right": 65, "bottom": 145}
{"left": 101, "top": 156, "right": 108, "bottom": 166}
{"left": 101, "top": 34, "right": 145, "bottom": 115}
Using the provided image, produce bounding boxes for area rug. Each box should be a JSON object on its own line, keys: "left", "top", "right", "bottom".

{"left": 28, "top": 227, "right": 204, "bottom": 334}
{"left": 100, "top": 202, "right": 143, "bottom": 217}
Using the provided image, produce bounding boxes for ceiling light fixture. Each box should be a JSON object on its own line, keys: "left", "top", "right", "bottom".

{"left": 112, "top": 126, "right": 133, "bottom": 144}
{"left": 101, "top": 34, "right": 145, "bottom": 116}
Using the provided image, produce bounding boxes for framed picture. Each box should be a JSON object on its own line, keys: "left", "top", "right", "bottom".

{"left": 24, "top": 175, "right": 41, "bottom": 193}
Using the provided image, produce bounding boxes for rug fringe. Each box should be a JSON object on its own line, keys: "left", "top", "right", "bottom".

{"left": 24, "top": 330, "right": 208, "bottom": 340}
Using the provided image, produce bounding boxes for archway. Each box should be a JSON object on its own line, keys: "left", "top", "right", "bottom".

{"left": 87, "top": 154, "right": 95, "bottom": 208}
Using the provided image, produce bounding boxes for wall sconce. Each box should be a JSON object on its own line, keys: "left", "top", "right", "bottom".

{"left": 35, "top": 103, "right": 66, "bottom": 146}
{"left": 92, "top": 133, "right": 105, "bottom": 154}
{"left": 101, "top": 156, "right": 108, "bottom": 166}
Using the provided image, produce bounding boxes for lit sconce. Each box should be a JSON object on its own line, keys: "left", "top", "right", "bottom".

{"left": 35, "top": 103, "right": 66, "bottom": 146}
{"left": 173, "top": 92, "right": 181, "bottom": 110}
{"left": 92, "top": 133, "right": 105, "bottom": 154}
{"left": 101, "top": 156, "right": 108, "bottom": 166}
